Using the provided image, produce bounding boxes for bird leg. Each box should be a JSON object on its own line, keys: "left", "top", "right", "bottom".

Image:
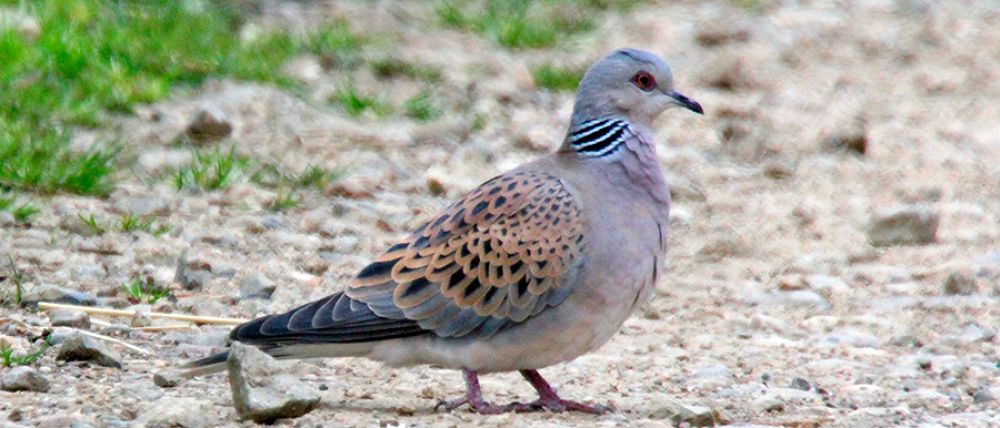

{"left": 519, "top": 369, "right": 611, "bottom": 414}
{"left": 436, "top": 369, "right": 529, "bottom": 414}
{"left": 436, "top": 369, "right": 610, "bottom": 415}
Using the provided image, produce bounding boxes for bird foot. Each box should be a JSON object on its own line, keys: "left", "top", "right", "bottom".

{"left": 435, "top": 397, "right": 528, "bottom": 415}
{"left": 524, "top": 397, "right": 611, "bottom": 414}
{"left": 435, "top": 396, "right": 609, "bottom": 415}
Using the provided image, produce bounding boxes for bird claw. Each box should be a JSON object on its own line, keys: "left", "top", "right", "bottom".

{"left": 435, "top": 397, "right": 526, "bottom": 415}
{"left": 435, "top": 397, "right": 610, "bottom": 415}
{"left": 525, "top": 397, "right": 611, "bottom": 415}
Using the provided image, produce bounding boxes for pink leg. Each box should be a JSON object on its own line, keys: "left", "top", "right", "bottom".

{"left": 435, "top": 369, "right": 531, "bottom": 414}
{"left": 519, "top": 370, "right": 611, "bottom": 414}
{"left": 435, "top": 369, "right": 610, "bottom": 415}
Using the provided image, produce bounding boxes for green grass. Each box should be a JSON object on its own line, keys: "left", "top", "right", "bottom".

{"left": 332, "top": 84, "right": 393, "bottom": 118}
{"left": 118, "top": 213, "right": 169, "bottom": 235}
{"left": 404, "top": 89, "right": 443, "bottom": 121}
{"left": 122, "top": 276, "right": 170, "bottom": 305}
{"left": 267, "top": 191, "right": 301, "bottom": 212}
{"left": 437, "top": 0, "right": 597, "bottom": 49}
{"left": 0, "top": 192, "right": 38, "bottom": 223}
{"left": 0, "top": 126, "right": 119, "bottom": 196}
{"left": 305, "top": 21, "right": 367, "bottom": 69}
{"left": 2, "top": 255, "right": 26, "bottom": 306}
{"left": 730, "top": 0, "right": 772, "bottom": 10}
{"left": 77, "top": 212, "right": 168, "bottom": 235}
{"left": 292, "top": 165, "right": 342, "bottom": 189}
{"left": 371, "top": 58, "right": 442, "bottom": 82}
{"left": 78, "top": 213, "right": 106, "bottom": 235}
{"left": 0, "top": 340, "right": 50, "bottom": 367}
{"left": 531, "top": 63, "right": 585, "bottom": 91}
{"left": 251, "top": 163, "right": 342, "bottom": 189}
{"left": 173, "top": 147, "right": 252, "bottom": 191}
{"left": 12, "top": 203, "right": 39, "bottom": 222}
{"left": 0, "top": 1, "right": 365, "bottom": 196}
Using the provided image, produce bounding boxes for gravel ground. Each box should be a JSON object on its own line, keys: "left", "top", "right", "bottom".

{"left": 2, "top": 1, "right": 1000, "bottom": 426}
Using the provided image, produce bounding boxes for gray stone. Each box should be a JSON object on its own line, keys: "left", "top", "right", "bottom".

{"left": 1, "top": 366, "right": 50, "bottom": 392}
{"left": 819, "top": 329, "right": 880, "bottom": 348}
{"left": 175, "top": 251, "right": 212, "bottom": 290}
{"left": 747, "top": 290, "right": 831, "bottom": 310}
{"left": 823, "top": 116, "right": 868, "bottom": 155}
{"left": 790, "top": 377, "right": 811, "bottom": 391}
{"left": 239, "top": 273, "right": 276, "bottom": 300}
{"left": 693, "top": 364, "right": 733, "bottom": 380}
{"left": 153, "top": 371, "right": 183, "bottom": 388}
{"left": 753, "top": 396, "right": 785, "bottom": 413}
{"left": 190, "top": 329, "right": 230, "bottom": 348}
{"left": 134, "top": 396, "right": 215, "bottom": 428}
{"left": 124, "top": 382, "right": 164, "bottom": 401}
{"left": 943, "top": 271, "right": 979, "bottom": 295}
{"left": 888, "top": 335, "right": 923, "bottom": 347}
{"left": 22, "top": 284, "right": 97, "bottom": 306}
{"left": 227, "top": 343, "right": 320, "bottom": 423}
{"left": 958, "top": 323, "right": 996, "bottom": 343}
{"left": 185, "top": 106, "right": 232, "bottom": 143}
{"left": 34, "top": 414, "right": 98, "bottom": 428}
{"left": 648, "top": 398, "right": 721, "bottom": 427}
{"left": 47, "top": 327, "right": 78, "bottom": 345}
{"left": 56, "top": 333, "right": 122, "bottom": 368}
{"left": 49, "top": 310, "right": 91, "bottom": 329}
{"left": 866, "top": 205, "right": 939, "bottom": 247}
{"left": 973, "top": 387, "right": 993, "bottom": 404}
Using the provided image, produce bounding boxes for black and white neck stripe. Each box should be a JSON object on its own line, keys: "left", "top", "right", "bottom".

{"left": 568, "top": 117, "right": 632, "bottom": 158}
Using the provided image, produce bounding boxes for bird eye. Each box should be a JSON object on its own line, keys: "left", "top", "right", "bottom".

{"left": 632, "top": 71, "right": 656, "bottom": 91}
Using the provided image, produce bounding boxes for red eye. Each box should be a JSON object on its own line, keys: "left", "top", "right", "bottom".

{"left": 632, "top": 71, "right": 656, "bottom": 91}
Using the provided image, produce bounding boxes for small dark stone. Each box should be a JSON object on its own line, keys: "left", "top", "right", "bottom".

{"left": 867, "top": 205, "right": 939, "bottom": 247}
{"left": 790, "top": 377, "right": 811, "bottom": 391}
{"left": 943, "top": 271, "right": 979, "bottom": 296}
{"left": 153, "top": 371, "right": 182, "bottom": 388}
{"left": 973, "top": 388, "right": 994, "bottom": 404}
{"left": 185, "top": 106, "right": 233, "bottom": 143}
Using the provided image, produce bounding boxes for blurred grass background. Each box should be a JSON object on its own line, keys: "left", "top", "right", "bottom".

{"left": 0, "top": 0, "right": 628, "bottom": 222}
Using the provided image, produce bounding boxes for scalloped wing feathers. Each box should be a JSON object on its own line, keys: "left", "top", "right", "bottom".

{"left": 346, "top": 170, "right": 585, "bottom": 338}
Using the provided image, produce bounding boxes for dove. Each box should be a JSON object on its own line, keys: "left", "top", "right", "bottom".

{"left": 183, "top": 47, "right": 703, "bottom": 414}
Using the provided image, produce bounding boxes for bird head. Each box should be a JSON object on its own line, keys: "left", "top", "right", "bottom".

{"left": 571, "top": 48, "right": 702, "bottom": 128}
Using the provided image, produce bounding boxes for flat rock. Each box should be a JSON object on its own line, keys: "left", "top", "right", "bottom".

{"left": 648, "top": 398, "right": 722, "bottom": 427}
{"left": 49, "top": 310, "right": 91, "bottom": 329}
{"left": 21, "top": 284, "right": 97, "bottom": 306}
{"left": 239, "top": 273, "right": 275, "bottom": 300}
{"left": 227, "top": 343, "right": 320, "bottom": 423}
{"left": 1, "top": 366, "right": 50, "bottom": 392}
{"left": 866, "top": 205, "right": 939, "bottom": 246}
{"left": 134, "top": 396, "right": 216, "bottom": 428}
{"left": 56, "top": 333, "right": 122, "bottom": 368}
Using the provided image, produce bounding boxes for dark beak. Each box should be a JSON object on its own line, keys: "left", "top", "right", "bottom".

{"left": 667, "top": 91, "right": 704, "bottom": 115}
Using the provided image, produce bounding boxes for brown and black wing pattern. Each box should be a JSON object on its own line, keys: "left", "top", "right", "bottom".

{"left": 346, "top": 170, "right": 585, "bottom": 339}
{"left": 230, "top": 170, "right": 585, "bottom": 347}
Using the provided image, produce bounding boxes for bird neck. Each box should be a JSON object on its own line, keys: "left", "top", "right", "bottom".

{"left": 557, "top": 117, "right": 671, "bottom": 210}
{"left": 560, "top": 116, "right": 633, "bottom": 158}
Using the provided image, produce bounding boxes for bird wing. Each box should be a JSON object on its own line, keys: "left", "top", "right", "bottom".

{"left": 229, "top": 169, "right": 585, "bottom": 346}
{"left": 346, "top": 169, "right": 586, "bottom": 338}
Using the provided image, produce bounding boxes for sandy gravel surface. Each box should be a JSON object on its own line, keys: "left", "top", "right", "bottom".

{"left": 2, "top": 1, "right": 1000, "bottom": 426}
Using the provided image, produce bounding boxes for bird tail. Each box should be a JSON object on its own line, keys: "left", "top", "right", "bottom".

{"left": 177, "top": 342, "right": 380, "bottom": 378}
{"left": 177, "top": 349, "right": 230, "bottom": 378}
{"left": 176, "top": 292, "right": 425, "bottom": 378}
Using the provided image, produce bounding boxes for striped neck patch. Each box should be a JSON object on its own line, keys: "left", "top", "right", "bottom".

{"left": 568, "top": 118, "right": 632, "bottom": 158}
